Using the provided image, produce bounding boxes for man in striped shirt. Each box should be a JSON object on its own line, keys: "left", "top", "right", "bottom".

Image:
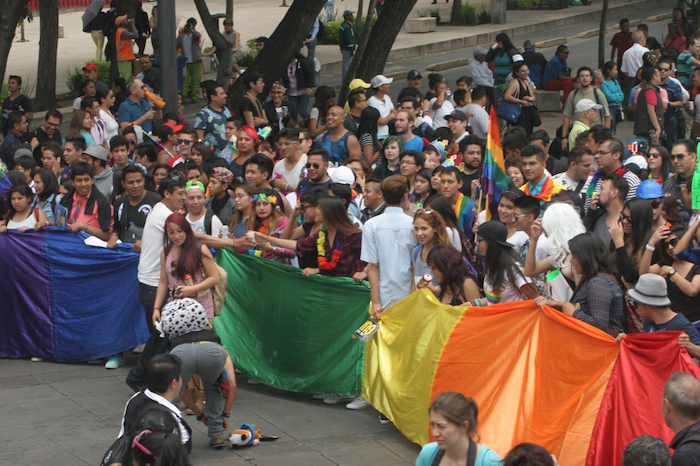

{"left": 584, "top": 138, "right": 640, "bottom": 214}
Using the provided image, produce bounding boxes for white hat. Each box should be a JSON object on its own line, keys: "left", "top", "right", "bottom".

{"left": 473, "top": 46, "right": 488, "bottom": 56}
{"left": 627, "top": 274, "right": 671, "bottom": 307}
{"left": 370, "top": 75, "right": 393, "bottom": 88}
{"left": 575, "top": 98, "right": 603, "bottom": 113}
{"left": 329, "top": 166, "right": 355, "bottom": 185}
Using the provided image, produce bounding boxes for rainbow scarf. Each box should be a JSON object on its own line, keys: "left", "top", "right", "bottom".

{"left": 454, "top": 192, "right": 471, "bottom": 220}
{"left": 521, "top": 176, "right": 566, "bottom": 203}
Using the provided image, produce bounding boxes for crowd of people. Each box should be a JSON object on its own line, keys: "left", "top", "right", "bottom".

{"left": 2, "top": 2, "right": 700, "bottom": 464}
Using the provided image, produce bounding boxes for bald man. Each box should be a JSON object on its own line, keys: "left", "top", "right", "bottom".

{"left": 315, "top": 106, "right": 361, "bottom": 166}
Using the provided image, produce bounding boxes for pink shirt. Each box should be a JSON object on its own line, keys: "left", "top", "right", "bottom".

{"left": 68, "top": 189, "right": 114, "bottom": 233}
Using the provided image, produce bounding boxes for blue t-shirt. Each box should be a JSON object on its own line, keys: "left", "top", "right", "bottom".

{"left": 404, "top": 135, "right": 424, "bottom": 152}
{"left": 194, "top": 105, "right": 233, "bottom": 155}
{"left": 543, "top": 55, "right": 566, "bottom": 85}
{"left": 660, "top": 79, "right": 684, "bottom": 119}
{"left": 643, "top": 314, "right": 700, "bottom": 346}
{"left": 416, "top": 442, "right": 502, "bottom": 466}
{"left": 117, "top": 98, "right": 153, "bottom": 133}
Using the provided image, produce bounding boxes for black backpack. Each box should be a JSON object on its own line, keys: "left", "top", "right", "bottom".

{"left": 317, "top": 20, "right": 326, "bottom": 42}
{"left": 203, "top": 209, "right": 214, "bottom": 236}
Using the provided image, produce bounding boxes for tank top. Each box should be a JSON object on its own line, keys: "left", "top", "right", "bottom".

{"left": 321, "top": 131, "right": 352, "bottom": 166}
{"left": 7, "top": 210, "right": 38, "bottom": 230}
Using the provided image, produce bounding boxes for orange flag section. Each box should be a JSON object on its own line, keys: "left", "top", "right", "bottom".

{"left": 362, "top": 290, "right": 467, "bottom": 444}
{"left": 363, "top": 291, "right": 620, "bottom": 464}
{"left": 432, "top": 301, "right": 619, "bottom": 465}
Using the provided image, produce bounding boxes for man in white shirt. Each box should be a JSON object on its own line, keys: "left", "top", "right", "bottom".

{"left": 552, "top": 146, "right": 593, "bottom": 199}
{"left": 126, "top": 174, "right": 186, "bottom": 392}
{"left": 445, "top": 109, "right": 469, "bottom": 144}
{"left": 272, "top": 128, "right": 308, "bottom": 193}
{"left": 464, "top": 86, "right": 490, "bottom": 139}
{"left": 621, "top": 31, "right": 649, "bottom": 82}
{"left": 368, "top": 75, "right": 397, "bottom": 139}
{"left": 470, "top": 46, "right": 494, "bottom": 87}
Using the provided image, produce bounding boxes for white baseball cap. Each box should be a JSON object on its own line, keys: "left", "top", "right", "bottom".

{"left": 575, "top": 98, "right": 603, "bottom": 113}
{"left": 370, "top": 75, "right": 393, "bottom": 88}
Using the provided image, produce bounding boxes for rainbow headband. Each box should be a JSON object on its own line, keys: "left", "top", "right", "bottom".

{"left": 251, "top": 193, "right": 278, "bottom": 205}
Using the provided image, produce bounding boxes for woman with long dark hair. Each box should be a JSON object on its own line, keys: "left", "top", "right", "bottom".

{"left": 673, "top": 7, "right": 693, "bottom": 38}
{"left": 309, "top": 86, "right": 336, "bottom": 139}
{"left": 425, "top": 73, "right": 445, "bottom": 101}
{"left": 247, "top": 188, "right": 296, "bottom": 264}
{"left": 0, "top": 185, "right": 48, "bottom": 233}
{"left": 479, "top": 221, "right": 538, "bottom": 304}
{"left": 416, "top": 392, "right": 501, "bottom": 466}
{"left": 537, "top": 232, "right": 624, "bottom": 336}
{"left": 424, "top": 194, "right": 463, "bottom": 252}
{"left": 486, "top": 33, "right": 519, "bottom": 85}
{"left": 373, "top": 136, "right": 405, "bottom": 180}
{"left": 96, "top": 86, "right": 119, "bottom": 139}
{"left": 414, "top": 168, "right": 435, "bottom": 207}
{"left": 427, "top": 243, "right": 480, "bottom": 305}
{"left": 261, "top": 196, "right": 363, "bottom": 277}
{"left": 601, "top": 61, "right": 624, "bottom": 134}
{"left": 503, "top": 62, "right": 538, "bottom": 136}
{"left": 32, "top": 168, "right": 59, "bottom": 224}
{"left": 646, "top": 145, "right": 672, "bottom": 185}
{"left": 153, "top": 213, "right": 219, "bottom": 323}
{"left": 496, "top": 189, "right": 528, "bottom": 254}
{"left": 609, "top": 198, "right": 654, "bottom": 287}
{"left": 357, "top": 106, "right": 381, "bottom": 167}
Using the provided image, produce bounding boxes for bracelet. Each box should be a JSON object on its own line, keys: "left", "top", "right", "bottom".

{"left": 222, "top": 411, "right": 230, "bottom": 418}
{"left": 285, "top": 183, "right": 290, "bottom": 192}
{"left": 645, "top": 244, "right": 656, "bottom": 251}
{"left": 472, "top": 298, "right": 483, "bottom": 307}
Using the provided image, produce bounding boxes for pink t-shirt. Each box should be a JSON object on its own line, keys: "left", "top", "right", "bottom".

{"left": 68, "top": 189, "right": 114, "bottom": 233}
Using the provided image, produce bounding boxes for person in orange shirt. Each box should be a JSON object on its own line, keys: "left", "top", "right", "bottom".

{"left": 115, "top": 15, "right": 138, "bottom": 81}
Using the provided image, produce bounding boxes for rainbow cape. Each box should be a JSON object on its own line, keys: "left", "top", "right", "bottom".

{"left": 520, "top": 176, "right": 567, "bottom": 203}
{"left": 362, "top": 290, "right": 700, "bottom": 465}
{"left": 482, "top": 106, "right": 512, "bottom": 220}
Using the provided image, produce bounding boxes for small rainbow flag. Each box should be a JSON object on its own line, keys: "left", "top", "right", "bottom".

{"left": 482, "top": 106, "right": 512, "bottom": 220}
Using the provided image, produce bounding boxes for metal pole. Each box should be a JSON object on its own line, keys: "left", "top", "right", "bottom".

{"left": 158, "top": 0, "right": 177, "bottom": 116}
{"left": 19, "top": 23, "right": 27, "bottom": 42}
{"left": 280, "top": 0, "right": 288, "bottom": 6}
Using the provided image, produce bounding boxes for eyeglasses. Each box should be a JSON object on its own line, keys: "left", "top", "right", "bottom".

{"left": 650, "top": 198, "right": 662, "bottom": 209}
{"left": 596, "top": 150, "right": 614, "bottom": 156}
{"left": 400, "top": 160, "right": 416, "bottom": 165}
{"left": 305, "top": 163, "right": 321, "bottom": 169}
{"left": 671, "top": 153, "right": 688, "bottom": 161}
{"left": 177, "top": 139, "right": 194, "bottom": 145}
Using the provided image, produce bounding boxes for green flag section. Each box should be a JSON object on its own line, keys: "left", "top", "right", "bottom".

{"left": 214, "top": 251, "right": 371, "bottom": 396}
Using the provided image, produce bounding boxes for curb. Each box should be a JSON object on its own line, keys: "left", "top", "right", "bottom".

{"left": 646, "top": 12, "right": 673, "bottom": 22}
{"left": 427, "top": 58, "right": 470, "bottom": 72}
{"left": 575, "top": 28, "right": 598, "bottom": 38}
{"left": 319, "top": 0, "right": 673, "bottom": 76}
{"left": 534, "top": 37, "right": 567, "bottom": 49}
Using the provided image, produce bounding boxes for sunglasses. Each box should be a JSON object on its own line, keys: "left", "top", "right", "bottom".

{"left": 650, "top": 199, "right": 662, "bottom": 209}
{"left": 416, "top": 209, "right": 435, "bottom": 215}
{"left": 620, "top": 212, "right": 631, "bottom": 222}
{"left": 177, "top": 139, "right": 194, "bottom": 145}
{"left": 128, "top": 140, "right": 136, "bottom": 145}
{"left": 671, "top": 154, "right": 687, "bottom": 161}
{"left": 305, "top": 163, "right": 321, "bottom": 169}
{"left": 648, "top": 151, "right": 661, "bottom": 159}
{"left": 132, "top": 430, "right": 157, "bottom": 459}
{"left": 668, "top": 238, "right": 679, "bottom": 247}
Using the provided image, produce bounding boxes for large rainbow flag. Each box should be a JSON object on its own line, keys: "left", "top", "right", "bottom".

{"left": 481, "top": 106, "right": 512, "bottom": 220}
{"left": 363, "top": 290, "right": 700, "bottom": 465}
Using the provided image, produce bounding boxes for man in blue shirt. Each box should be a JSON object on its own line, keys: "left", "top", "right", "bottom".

{"left": 658, "top": 57, "right": 685, "bottom": 149}
{"left": 118, "top": 78, "right": 155, "bottom": 134}
{"left": 194, "top": 85, "right": 232, "bottom": 155}
{"left": 543, "top": 45, "right": 576, "bottom": 102}
{"left": 395, "top": 110, "right": 424, "bottom": 152}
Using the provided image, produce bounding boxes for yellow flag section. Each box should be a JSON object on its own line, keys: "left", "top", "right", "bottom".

{"left": 362, "top": 290, "right": 620, "bottom": 465}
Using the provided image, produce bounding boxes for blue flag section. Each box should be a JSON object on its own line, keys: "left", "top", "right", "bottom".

{"left": 0, "top": 229, "right": 149, "bottom": 362}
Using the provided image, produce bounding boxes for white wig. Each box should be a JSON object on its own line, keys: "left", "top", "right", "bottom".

{"left": 542, "top": 202, "right": 586, "bottom": 269}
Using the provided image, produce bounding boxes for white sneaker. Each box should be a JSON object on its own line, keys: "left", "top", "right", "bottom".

{"left": 379, "top": 413, "right": 391, "bottom": 425}
{"left": 30, "top": 357, "right": 43, "bottom": 362}
{"left": 323, "top": 396, "right": 355, "bottom": 405}
{"left": 132, "top": 344, "right": 146, "bottom": 354}
{"left": 346, "top": 397, "right": 371, "bottom": 410}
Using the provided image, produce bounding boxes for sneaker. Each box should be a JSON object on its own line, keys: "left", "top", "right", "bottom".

{"left": 105, "top": 354, "right": 126, "bottom": 370}
{"left": 132, "top": 344, "right": 146, "bottom": 354}
{"left": 378, "top": 413, "right": 391, "bottom": 425}
{"left": 323, "top": 396, "right": 356, "bottom": 405}
{"left": 247, "top": 378, "right": 260, "bottom": 385}
{"left": 209, "top": 433, "right": 226, "bottom": 449}
{"left": 346, "top": 397, "right": 371, "bottom": 410}
{"left": 30, "top": 357, "right": 44, "bottom": 362}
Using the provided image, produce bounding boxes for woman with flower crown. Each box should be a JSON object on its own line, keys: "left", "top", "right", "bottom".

{"left": 257, "top": 196, "right": 363, "bottom": 278}
{"left": 246, "top": 188, "right": 296, "bottom": 264}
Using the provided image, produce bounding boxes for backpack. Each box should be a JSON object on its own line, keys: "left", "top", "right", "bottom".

{"left": 203, "top": 209, "right": 215, "bottom": 236}
{"left": 317, "top": 20, "right": 325, "bottom": 42}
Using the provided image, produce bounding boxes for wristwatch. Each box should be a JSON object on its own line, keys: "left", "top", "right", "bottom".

{"left": 668, "top": 268, "right": 677, "bottom": 278}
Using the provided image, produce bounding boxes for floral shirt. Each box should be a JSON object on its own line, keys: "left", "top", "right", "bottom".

{"left": 194, "top": 105, "right": 232, "bottom": 155}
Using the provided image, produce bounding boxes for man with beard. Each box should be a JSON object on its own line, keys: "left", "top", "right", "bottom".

{"left": 394, "top": 110, "right": 424, "bottom": 152}
{"left": 297, "top": 148, "right": 332, "bottom": 196}
{"left": 457, "top": 135, "right": 483, "bottom": 198}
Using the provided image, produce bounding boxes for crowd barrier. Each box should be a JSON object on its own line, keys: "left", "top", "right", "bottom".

{"left": 363, "top": 290, "right": 700, "bottom": 465}
{"left": 0, "top": 229, "right": 149, "bottom": 362}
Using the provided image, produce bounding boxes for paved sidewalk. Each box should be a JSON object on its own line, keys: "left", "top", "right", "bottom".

{"left": 0, "top": 354, "right": 419, "bottom": 465}
{"left": 7, "top": 0, "right": 672, "bottom": 97}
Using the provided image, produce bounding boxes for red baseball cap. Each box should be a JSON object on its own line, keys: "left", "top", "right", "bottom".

{"left": 83, "top": 63, "right": 98, "bottom": 71}
{"left": 163, "top": 122, "right": 184, "bottom": 133}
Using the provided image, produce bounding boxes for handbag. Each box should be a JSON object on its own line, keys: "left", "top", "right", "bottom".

{"left": 497, "top": 100, "right": 522, "bottom": 124}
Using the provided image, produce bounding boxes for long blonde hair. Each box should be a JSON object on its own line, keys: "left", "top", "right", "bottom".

{"left": 414, "top": 210, "right": 450, "bottom": 247}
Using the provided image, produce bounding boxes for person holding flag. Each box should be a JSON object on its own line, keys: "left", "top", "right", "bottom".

{"left": 480, "top": 107, "right": 513, "bottom": 222}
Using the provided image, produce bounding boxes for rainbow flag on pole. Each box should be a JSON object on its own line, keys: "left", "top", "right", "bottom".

{"left": 482, "top": 107, "right": 512, "bottom": 220}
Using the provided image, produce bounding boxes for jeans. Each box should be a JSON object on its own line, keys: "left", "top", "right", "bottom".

{"left": 609, "top": 105, "right": 620, "bottom": 135}
{"left": 664, "top": 114, "right": 678, "bottom": 151}
{"left": 341, "top": 50, "right": 353, "bottom": 79}
{"left": 125, "top": 283, "right": 170, "bottom": 392}
{"left": 288, "top": 93, "right": 311, "bottom": 123}
{"left": 171, "top": 342, "right": 228, "bottom": 435}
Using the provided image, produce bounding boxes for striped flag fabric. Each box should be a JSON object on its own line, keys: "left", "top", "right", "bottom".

{"left": 482, "top": 107, "right": 512, "bottom": 220}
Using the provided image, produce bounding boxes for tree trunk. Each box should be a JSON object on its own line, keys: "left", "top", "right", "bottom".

{"left": 226, "top": 0, "right": 234, "bottom": 21}
{"left": 339, "top": 0, "right": 377, "bottom": 107}
{"left": 0, "top": 0, "right": 27, "bottom": 86}
{"left": 450, "top": 0, "right": 463, "bottom": 25}
{"left": 108, "top": 0, "right": 142, "bottom": 85}
{"left": 192, "top": 0, "right": 232, "bottom": 88}
{"left": 598, "top": 0, "right": 608, "bottom": 68}
{"left": 355, "top": 0, "right": 365, "bottom": 32}
{"left": 35, "top": 0, "right": 58, "bottom": 110}
{"left": 226, "top": 0, "right": 326, "bottom": 113}
{"left": 355, "top": 0, "right": 418, "bottom": 80}
{"left": 490, "top": 0, "right": 507, "bottom": 24}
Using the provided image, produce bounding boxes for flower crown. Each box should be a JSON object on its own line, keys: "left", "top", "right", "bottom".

{"left": 251, "top": 193, "right": 278, "bottom": 205}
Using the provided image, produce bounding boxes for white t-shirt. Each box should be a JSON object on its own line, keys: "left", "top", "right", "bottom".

{"left": 368, "top": 94, "right": 394, "bottom": 138}
{"left": 507, "top": 231, "right": 529, "bottom": 255}
{"left": 272, "top": 154, "right": 308, "bottom": 190}
{"left": 447, "top": 227, "right": 463, "bottom": 252}
{"left": 186, "top": 212, "right": 223, "bottom": 238}
{"left": 100, "top": 109, "right": 120, "bottom": 139}
{"left": 429, "top": 98, "right": 454, "bottom": 130}
{"left": 483, "top": 265, "right": 532, "bottom": 305}
{"left": 138, "top": 202, "right": 173, "bottom": 286}
{"left": 464, "top": 103, "right": 490, "bottom": 140}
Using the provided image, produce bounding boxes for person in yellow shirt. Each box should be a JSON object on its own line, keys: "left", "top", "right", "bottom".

{"left": 568, "top": 98, "right": 602, "bottom": 148}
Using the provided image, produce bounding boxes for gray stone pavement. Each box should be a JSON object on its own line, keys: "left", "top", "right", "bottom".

{"left": 0, "top": 354, "right": 419, "bottom": 465}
